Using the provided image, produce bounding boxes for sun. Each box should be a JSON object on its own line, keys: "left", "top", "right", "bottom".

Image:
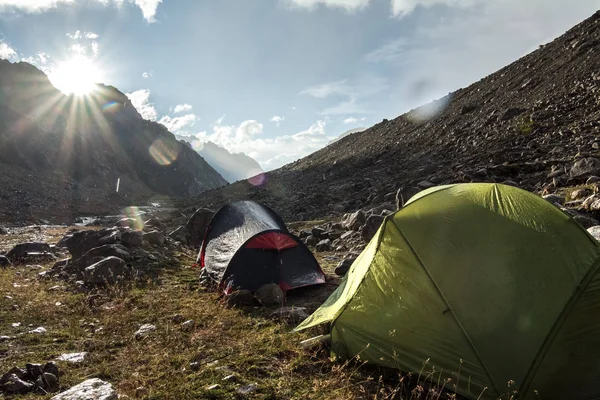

{"left": 49, "top": 56, "right": 104, "bottom": 95}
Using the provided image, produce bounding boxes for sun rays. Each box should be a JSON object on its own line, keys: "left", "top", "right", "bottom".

{"left": 48, "top": 55, "right": 104, "bottom": 96}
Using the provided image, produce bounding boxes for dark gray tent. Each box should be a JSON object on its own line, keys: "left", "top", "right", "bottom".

{"left": 198, "top": 201, "right": 325, "bottom": 293}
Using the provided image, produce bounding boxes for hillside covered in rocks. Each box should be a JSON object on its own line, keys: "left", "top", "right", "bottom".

{"left": 186, "top": 11, "right": 600, "bottom": 223}
{"left": 0, "top": 60, "right": 227, "bottom": 224}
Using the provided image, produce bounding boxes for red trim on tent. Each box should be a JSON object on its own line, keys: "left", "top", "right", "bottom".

{"left": 245, "top": 232, "right": 298, "bottom": 251}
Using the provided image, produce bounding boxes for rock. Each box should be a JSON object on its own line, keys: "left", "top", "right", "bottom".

{"left": 171, "top": 314, "right": 185, "bottom": 323}
{"left": 417, "top": 180, "right": 435, "bottom": 190}
{"left": 222, "top": 374, "right": 239, "bottom": 382}
{"left": 237, "top": 384, "right": 258, "bottom": 395}
{"left": 340, "top": 231, "right": 354, "bottom": 240}
{"left": 83, "top": 257, "right": 129, "bottom": 285}
{"left": 396, "top": 187, "right": 421, "bottom": 209}
{"left": 570, "top": 157, "right": 600, "bottom": 179}
{"left": 115, "top": 217, "right": 142, "bottom": 230}
{"left": 305, "top": 235, "right": 318, "bottom": 246}
{"left": 0, "top": 227, "right": 8, "bottom": 234}
{"left": 29, "top": 327, "right": 47, "bottom": 334}
{"left": 0, "top": 374, "right": 34, "bottom": 394}
{"left": 343, "top": 210, "right": 366, "bottom": 231}
{"left": 311, "top": 227, "right": 325, "bottom": 238}
{"left": 207, "top": 384, "right": 221, "bottom": 390}
{"left": 315, "top": 239, "right": 332, "bottom": 252}
{"left": 333, "top": 204, "right": 346, "bottom": 213}
{"left": 57, "top": 352, "right": 87, "bottom": 363}
{"left": 298, "top": 230, "right": 311, "bottom": 239}
{"left": 500, "top": 107, "right": 527, "bottom": 120}
{"left": 35, "top": 372, "right": 59, "bottom": 393}
{"left": 270, "top": 306, "right": 309, "bottom": 323}
{"left": 361, "top": 215, "right": 385, "bottom": 242}
{"left": 6, "top": 242, "right": 53, "bottom": 262}
{"left": 43, "top": 362, "right": 59, "bottom": 378}
{"left": 572, "top": 188, "right": 592, "bottom": 200}
{"left": 58, "top": 229, "right": 121, "bottom": 259}
{"left": 120, "top": 230, "right": 143, "bottom": 247}
{"left": 50, "top": 378, "right": 117, "bottom": 400}
{"left": 169, "top": 226, "right": 190, "bottom": 245}
{"left": 134, "top": 324, "right": 157, "bottom": 340}
{"left": 144, "top": 217, "right": 167, "bottom": 233}
{"left": 0, "top": 255, "right": 12, "bottom": 267}
{"left": 190, "top": 362, "right": 200, "bottom": 371}
{"left": 185, "top": 208, "right": 214, "bottom": 247}
{"left": 587, "top": 176, "right": 600, "bottom": 184}
{"left": 254, "top": 283, "right": 284, "bottom": 306}
{"left": 80, "top": 244, "right": 131, "bottom": 264}
{"left": 325, "top": 231, "right": 342, "bottom": 240}
{"left": 542, "top": 194, "right": 565, "bottom": 206}
{"left": 25, "top": 363, "right": 43, "bottom": 380}
{"left": 225, "top": 290, "right": 255, "bottom": 308}
{"left": 588, "top": 225, "right": 600, "bottom": 241}
{"left": 334, "top": 258, "right": 356, "bottom": 276}
{"left": 181, "top": 320, "right": 195, "bottom": 331}
{"left": 143, "top": 230, "right": 165, "bottom": 246}
{"left": 1, "top": 367, "right": 26, "bottom": 384}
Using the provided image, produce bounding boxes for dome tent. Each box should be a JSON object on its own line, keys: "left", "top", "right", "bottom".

{"left": 198, "top": 201, "right": 325, "bottom": 293}
{"left": 296, "top": 183, "right": 600, "bottom": 400}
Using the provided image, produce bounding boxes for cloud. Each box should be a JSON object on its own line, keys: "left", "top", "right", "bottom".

{"left": 300, "top": 80, "right": 350, "bottom": 98}
{"left": 194, "top": 119, "right": 333, "bottom": 170}
{"left": 0, "top": 0, "right": 162, "bottom": 22}
{"left": 390, "top": 0, "right": 480, "bottom": 17}
{"left": 321, "top": 98, "right": 371, "bottom": 115}
{"left": 66, "top": 30, "right": 99, "bottom": 40}
{"left": 0, "top": 41, "right": 17, "bottom": 60}
{"left": 173, "top": 103, "right": 192, "bottom": 113}
{"left": 133, "top": 0, "right": 162, "bottom": 23}
{"left": 126, "top": 89, "right": 157, "bottom": 121}
{"left": 141, "top": 71, "right": 152, "bottom": 78}
{"left": 343, "top": 117, "right": 358, "bottom": 124}
{"left": 158, "top": 113, "right": 198, "bottom": 134}
{"left": 270, "top": 116, "right": 284, "bottom": 126}
{"left": 365, "top": 38, "right": 408, "bottom": 62}
{"left": 285, "top": 0, "right": 370, "bottom": 12}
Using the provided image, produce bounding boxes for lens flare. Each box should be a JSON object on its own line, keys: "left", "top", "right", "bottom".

{"left": 102, "top": 101, "right": 120, "bottom": 113}
{"left": 149, "top": 138, "right": 180, "bottom": 166}
{"left": 248, "top": 170, "right": 267, "bottom": 187}
{"left": 123, "top": 206, "right": 145, "bottom": 231}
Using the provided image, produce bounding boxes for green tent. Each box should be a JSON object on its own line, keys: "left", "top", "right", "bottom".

{"left": 296, "top": 183, "right": 600, "bottom": 400}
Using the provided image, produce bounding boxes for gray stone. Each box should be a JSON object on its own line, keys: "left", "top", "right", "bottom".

{"left": 114, "top": 218, "right": 142, "bottom": 230}
{"left": 254, "top": 283, "right": 284, "bottom": 306}
{"left": 340, "top": 231, "right": 354, "bottom": 241}
{"left": 361, "top": 215, "right": 385, "bottom": 242}
{"left": 588, "top": 226, "right": 600, "bottom": 241}
{"left": 144, "top": 217, "right": 167, "bottom": 232}
{"left": 181, "top": 320, "right": 195, "bottom": 331}
{"left": 325, "top": 231, "right": 342, "bottom": 240}
{"left": 43, "top": 362, "right": 59, "bottom": 378}
{"left": 587, "top": 176, "right": 600, "bottom": 184}
{"left": 225, "top": 290, "right": 255, "bottom": 308}
{"left": 395, "top": 187, "right": 421, "bottom": 209}
{"left": 334, "top": 258, "right": 356, "bottom": 276}
{"left": 343, "top": 210, "right": 366, "bottom": 231}
{"left": 50, "top": 378, "right": 117, "bottom": 400}
{"left": 0, "top": 374, "right": 34, "bottom": 394}
{"left": 305, "top": 235, "right": 318, "bottom": 246}
{"left": 0, "top": 227, "right": 8, "bottom": 235}
{"left": 315, "top": 239, "right": 332, "bottom": 252}
{"left": 207, "top": 384, "right": 221, "bottom": 390}
{"left": 298, "top": 230, "right": 311, "bottom": 239}
{"left": 83, "top": 257, "right": 129, "bottom": 285}
{"left": 542, "top": 194, "right": 565, "bottom": 206}
{"left": 500, "top": 107, "right": 527, "bottom": 120}
{"left": 0, "top": 255, "right": 11, "bottom": 267}
{"left": 121, "top": 230, "right": 143, "bottom": 247}
{"left": 26, "top": 363, "right": 43, "bottom": 380}
{"left": 169, "top": 226, "right": 190, "bottom": 245}
{"left": 0, "top": 367, "right": 26, "bottom": 384}
{"left": 237, "top": 384, "right": 258, "bottom": 395}
{"left": 417, "top": 181, "right": 435, "bottom": 190}
{"left": 143, "top": 230, "right": 165, "bottom": 246}
{"left": 570, "top": 158, "right": 600, "bottom": 179}
{"left": 311, "top": 227, "right": 325, "bottom": 238}
{"left": 6, "top": 242, "right": 53, "bottom": 262}
{"left": 57, "top": 352, "right": 87, "bottom": 363}
{"left": 35, "top": 372, "right": 59, "bottom": 393}
{"left": 572, "top": 188, "right": 592, "bottom": 200}
{"left": 58, "top": 229, "right": 121, "bottom": 259}
{"left": 186, "top": 208, "right": 214, "bottom": 247}
{"left": 134, "top": 324, "right": 157, "bottom": 340}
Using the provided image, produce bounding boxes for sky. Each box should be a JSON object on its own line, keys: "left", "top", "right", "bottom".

{"left": 0, "top": 0, "right": 598, "bottom": 170}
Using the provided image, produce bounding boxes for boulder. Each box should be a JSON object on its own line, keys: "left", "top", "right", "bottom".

{"left": 588, "top": 226, "right": 600, "bottom": 241}
{"left": 334, "top": 258, "right": 356, "bottom": 276}
{"left": 121, "top": 230, "right": 143, "bottom": 247}
{"left": 133, "top": 324, "right": 156, "bottom": 340}
{"left": 224, "top": 290, "right": 255, "bottom": 308}
{"left": 254, "top": 283, "right": 284, "bottom": 306}
{"left": 143, "top": 230, "right": 165, "bottom": 246}
{"left": 114, "top": 217, "right": 142, "bottom": 230}
{"left": 316, "top": 239, "right": 332, "bottom": 252}
{"left": 169, "top": 226, "right": 190, "bottom": 245}
{"left": 542, "top": 193, "right": 565, "bottom": 206}
{"left": 311, "top": 227, "right": 325, "bottom": 238}
{"left": 305, "top": 235, "right": 318, "bottom": 246}
{"left": 83, "top": 257, "right": 129, "bottom": 285}
{"left": 35, "top": 372, "right": 59, "bottom": 393}
{"left": 325, "top": 231, "right": 342, "bottom": 241}
{"left": 417, "top": 181, "right": 435, "bottom": 190}
{"left": 570, "top": 158, "right": 600, "bottom": 179}
{"left": 50, "top": 378, "right": 117, "bottom": 400}
{"left": 0, "top": 255, "right": 11, "bottom": 267}
{"left": 361, "top": 215, "right": 385, "bottom": 242}
{"left": 0, "top": 374, "right": 34, "bottom": 394}
{"left": 270, "top": 306, "right": 309, "bottom": 323}
{"left": 343, "top": 210, "right": 366, "bottom": 231}
{"left": 185, "top": 208, "right": 214, "bottom": 247}
{"left": 572, "top": 188, "right": 592, "bottom": 200}
{"left": 6, "top": 242, "right": 52, "bottom": 261}
{"left": 298, "top": 230, "right": 311, "bottom": 239}
{"left": 59, "top": 245, "right": 131, "bottom": 276}
{"left": 58, "top": 229, "right": 121, "bottom": 259}
{"left": 144, "top": 217, "right": 167, "bottom": 232}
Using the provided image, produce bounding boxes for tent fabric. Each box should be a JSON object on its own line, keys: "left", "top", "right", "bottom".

{"left": 199, "top": 201, "right": 325, "bottom": 292}
{"left": 296, "top": 183, "right": 600, "bottom": 400}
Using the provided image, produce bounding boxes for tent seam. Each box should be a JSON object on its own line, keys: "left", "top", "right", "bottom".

{"left": 389, "top": 220, "right": 502, "bottom": 397}
{"left": 520, "top": 253, "right": 600, "bottom": 396}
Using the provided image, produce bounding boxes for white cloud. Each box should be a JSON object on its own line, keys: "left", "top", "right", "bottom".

{"left": 91, "top": 41, "right": 99, "bottom": 56}
{"left": 0, "top": 42, "right": 17, "bottom": 60}
{"left": 365, "top": 38, "right": 408, "bottom": 62}
{"left": 158, "top": 113, "right": 198, "bottom": 134}
{"left": 390, "top": 0, "right": 480, "bottom": 17}
{"left": 270, "top": 116, "right": 284, "bottom": 127}
{"left": 173, "top": 103, "right": 192, "bottom": 113}
{"left": 300, "top": 80, "right": 350, "bottom": 98}
{"left": 285, "top": 0, "right": 370, "bottom": 12}
{"left": 343, "top": 117, "right": 358, "bottom": 124}
{"left": 0, "top": 1, "right": 161, "bottom": 23}
{"left": 142, "top": 71, "right": 152, "bottom": 78}
{"left": 126, "top": 89, "right": 157, "bottom": 121}
{"left": 321, "top": 98, "right": 371, "bottom": 115}
{"left": 85, "top": 32, "right": 99, "bottom": 39}
{"left": 133, "top": 0, "right": 162, "bottom": 23}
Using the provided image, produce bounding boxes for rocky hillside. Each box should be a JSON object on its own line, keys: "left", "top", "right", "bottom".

{"left": 0, "top": 60, "right": 227, "bottom": 223}
{"left": 182, "top": 140, "right": 263, "bottom": 183}
{"left": 186, "top": 11, "right": 600, "bottom": 221}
